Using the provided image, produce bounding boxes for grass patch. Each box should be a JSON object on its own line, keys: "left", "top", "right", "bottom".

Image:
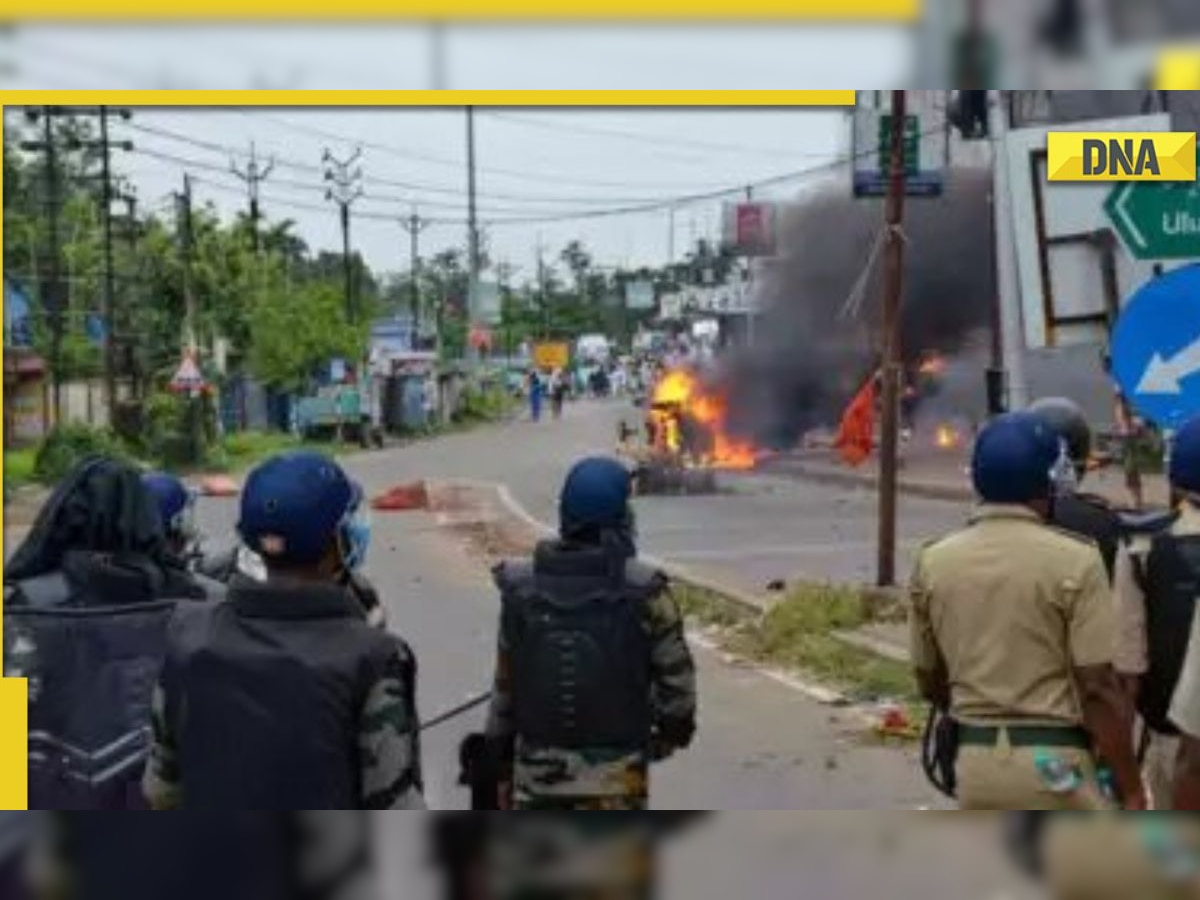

{"left": 207, "top": 431, "right": 322, "bottom": 473}
{"left": 5, "top": 449, "right": 37, "bottom": 490}
{"left": 675, "top": 581, "right": 919, "bottom": 706}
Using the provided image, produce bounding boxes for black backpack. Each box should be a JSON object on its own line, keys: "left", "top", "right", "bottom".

{"left": 1133, "top": 532, "right": 1200, "bottom": 735}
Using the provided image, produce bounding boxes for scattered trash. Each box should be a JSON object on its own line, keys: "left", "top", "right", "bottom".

{"left": 372, "top": 482, "right": 429, "bottom": 511}
{"left": 766, "top": 579, "right": 787, "bottom": 593}
{"left": 198, "top": 474, "right": 239, "bottom": 497}
{"left": 875, "top": 703, "right": 918, "bottom": 739}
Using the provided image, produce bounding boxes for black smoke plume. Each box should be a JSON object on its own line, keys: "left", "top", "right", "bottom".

{"left": 721, "top": 168, "right": 995, "bottom": 448}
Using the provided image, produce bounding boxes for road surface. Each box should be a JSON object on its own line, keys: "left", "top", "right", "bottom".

{"left": 182, "top": 397, "right": 968, "bottom": 811}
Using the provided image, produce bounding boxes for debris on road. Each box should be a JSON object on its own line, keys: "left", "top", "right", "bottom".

{"left": 198, "top": 474, "right": 240, "bottom": 497}
{"left": 372, "top": 482, "right": 429, "bottom": 512}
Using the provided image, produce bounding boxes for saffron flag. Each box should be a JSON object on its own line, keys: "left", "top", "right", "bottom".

{"left": 835, "top": 378, "right": 877, "bottom": 467}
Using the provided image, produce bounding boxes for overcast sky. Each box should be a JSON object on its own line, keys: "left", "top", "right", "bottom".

{"left": 4, "top": 25, "right": 914, "bottom": 282}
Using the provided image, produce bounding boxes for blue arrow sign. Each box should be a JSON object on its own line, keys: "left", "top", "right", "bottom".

{"left": 1111, "top": 264, "right": 1200, "bottom": 430}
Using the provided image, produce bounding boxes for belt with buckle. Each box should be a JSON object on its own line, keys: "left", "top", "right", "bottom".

{"left": 958, "top": 724, "right": 1091, "bottom": 750}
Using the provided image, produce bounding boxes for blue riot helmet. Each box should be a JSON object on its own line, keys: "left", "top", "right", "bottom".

{"left": 238, "top": 451, "right": 370, "bottom": 572}
{"left": 141, "top": 471, "right": 197, "bottom": 546}
{"left": 1170, "top": 417, "right": 1200, "bottom": 496}
{"left": 559, "top": 456, "right": 636, "bottom": 555}
{"left": 972, "top": 412, "right": 1064, "bottom": 506}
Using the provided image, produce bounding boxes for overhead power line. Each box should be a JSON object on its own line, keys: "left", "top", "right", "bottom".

{"left": 233, "top": 109, "right": 765, "bottom": 192}
{"left": 128, "top": 119, "right": 742, "bottom": 205}
{"left": 484, "top": 111, "right": 838, "bottom": 160}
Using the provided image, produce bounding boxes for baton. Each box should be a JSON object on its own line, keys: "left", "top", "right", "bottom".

{"left": 420, "top": 691, "right": 493, "bottom": 732}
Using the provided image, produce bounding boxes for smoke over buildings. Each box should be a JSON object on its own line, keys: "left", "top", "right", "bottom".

{"left": 721, "top": 168, "right": 996, "bottom": 448}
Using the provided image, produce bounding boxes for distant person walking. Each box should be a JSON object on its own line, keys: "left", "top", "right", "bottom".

{"left": 551, "top": 369, "right": 568, "bottom": 420}
{"left": 528, "top": 370, "right": 544, "bottom": 423}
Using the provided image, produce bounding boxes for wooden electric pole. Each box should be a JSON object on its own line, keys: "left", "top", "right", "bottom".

{"left": 877, "top": 90, "right": 909, "bottom": 588}
{"left": 19, "top": 108, "right": 65, "bottom": 424}
{"left": 231, "top": 142, "right": 275, "bottom": 255}
{"left": 323, "top": 147, "right": 364, "bottom": 323}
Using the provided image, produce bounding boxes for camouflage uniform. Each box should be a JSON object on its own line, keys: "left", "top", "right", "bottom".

{"left": 143, "top": 644, "right": 424, "bottom": 810}
{"left": 487, "top": 585, "right": 696, "bottom": 811}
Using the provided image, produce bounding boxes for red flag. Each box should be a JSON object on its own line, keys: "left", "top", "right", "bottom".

{"left": 835, "top": 378, "right": 877, "bottom": 467}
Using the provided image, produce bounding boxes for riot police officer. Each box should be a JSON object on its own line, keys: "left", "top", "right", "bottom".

{"left": 140, "top": 471, "right": 199, "bottom": 563}
{"left": 486, "top": 456, "right": 697, "bottom": 810}
{"left": 1109, "top": 417, "right": 1200, "bottom": 809}
{"left": 1147, "top": 419, "right": 1200, "bottom": 811}
{"left": 142, "top": 451, "right": 424, "bottom": 809}
{"left": 3, "top": 457, "right": 208, "bottom": 808}
{"left": 1028, "top": 397, "right": 1123, "bottom": 579}
{"left": 910, "top": 412, "right": 1145, "bottom": 810}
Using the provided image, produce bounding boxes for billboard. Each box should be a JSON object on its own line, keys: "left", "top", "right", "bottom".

{"left": 722, "top": 201, "right": 778, "bottom": 256}
{"left": 471, "top": 279, "right": 502, "bottom": 325}
{"left": 625, "top": 280, "right": 656, "bottom": 310}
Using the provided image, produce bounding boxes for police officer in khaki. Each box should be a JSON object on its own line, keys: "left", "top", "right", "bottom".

{"left": 909, "top": 412, "right": 1145, "bottom": 810}
{"left": 1112, "top": 416, "right": 1200, "bottom": 810}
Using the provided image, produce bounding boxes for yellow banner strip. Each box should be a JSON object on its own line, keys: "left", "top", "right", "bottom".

{"left": 0, "top": 89, "right": 856, "bottom": 107}
{"left": 1157, "top": 48, "right": 1200, "bottom": 89}
{"left": 2, "top": 0, "right": 918, "bottom": 21}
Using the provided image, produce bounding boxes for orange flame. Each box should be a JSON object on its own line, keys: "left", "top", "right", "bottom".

{"left": 918, "top": 354, "right": 947, "bottom": 377}
{"left": 935, "top": 424, "right": 963, "bottom": 450}
{"left": 650, "top": 368, "right": 757, "bottom": 470}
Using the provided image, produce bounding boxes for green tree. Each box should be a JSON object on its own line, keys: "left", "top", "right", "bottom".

{"left": 248, "top": 279, "right": 367, "bottom": 390}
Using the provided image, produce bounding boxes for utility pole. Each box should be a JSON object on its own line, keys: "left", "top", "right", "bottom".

{"left": 877, "top": 90, "right": 909, "bottom": 589}
{"left": 536, "top": 235, "right": 549, "bottom": 339}
{"left": 176, "top": 175, "right": 196, "bottom": 353}
{"left": 175, "top": 174, "right": 204, "bottom": 464}
{"left": 19, "top": 107, "right": 65, "bottom": 424}
{"left": 466, "top": 107, "right": 481, "bottom": 344}
{"left": 991, "top": 91, "right": 1029, "bottom": 411}
{"left": 400, "top": 210, "right": 431, "bottom": 349}
{"left": 231, "top": 142, "right": 275, "bottom": 254}
{"left": 98, "top": 107, "right": 119, "bottom": 414}
{"left": 67, "top": 107, "right": 133, "bottom": 417}
{"left": 323, "top": 148, "right": 364, "bottom": 323}
{"left": 114, "top": 191, "right": 140, "bottom": 397}
{"left": 667, "top": 205, "right": 676, "bottom": 263}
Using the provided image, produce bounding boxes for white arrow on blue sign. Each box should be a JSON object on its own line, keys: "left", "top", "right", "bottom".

{"left": 1111, "top": 264, "right": 1200, "bottom": 430}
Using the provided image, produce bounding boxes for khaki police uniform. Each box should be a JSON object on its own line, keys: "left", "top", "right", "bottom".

{"left": 1113, "top": 502, "right": 1200, "bottom": 809}
{"left": 909, "top": 504, "right": 1116, "bottom": 810}
{"left": 1042, "top": 815, "right": 1200, "bottom": 900}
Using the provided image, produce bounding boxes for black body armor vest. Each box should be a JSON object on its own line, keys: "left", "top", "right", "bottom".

{"left": 496, "top": 541, "right": 666, "bottom": 751}
{"left": 1136, "top": 533, "right": 1200, "bottom": 736}
{"left": 160, "top": 578, "right": 408, "bottom": 809}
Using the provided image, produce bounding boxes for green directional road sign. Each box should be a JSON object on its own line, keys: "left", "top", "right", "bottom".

{"left": 1105, "top": 181, "right": 1200, "bottom": 260}
{"left": 878, "top": 114, "right": 919, "bottom": 176}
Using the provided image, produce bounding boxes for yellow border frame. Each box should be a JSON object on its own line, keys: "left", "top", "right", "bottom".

{"left": 4, "top": 0, "right": 918, "bottom": 21}
{"left": 0, "top": 88, "right": 854, "bottom": 810}
{"left": 5, "top": 90, "right": 855, "bottom": 107}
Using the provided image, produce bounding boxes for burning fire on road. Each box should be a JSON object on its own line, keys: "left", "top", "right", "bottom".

{"left": 934, "top": 423, "right": 965, "bottom": 451}
{"left": 650, "top": 368, "right": 759, "bottom": 471}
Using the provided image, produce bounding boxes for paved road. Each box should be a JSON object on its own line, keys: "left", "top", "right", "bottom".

{"left": 184, "top": 398, "right": 964, "bottom": 811}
